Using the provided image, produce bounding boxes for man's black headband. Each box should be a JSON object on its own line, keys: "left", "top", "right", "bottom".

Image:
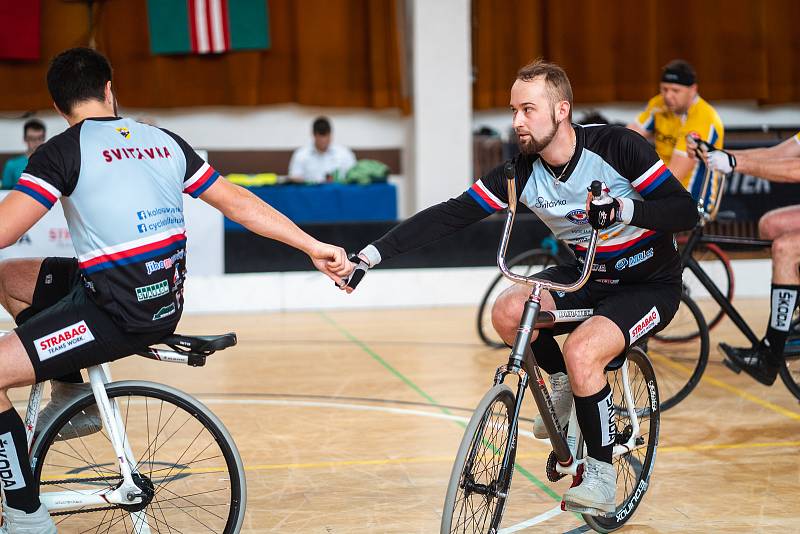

{"left": 661, "top": 68, "right": 695, "bottom": 86}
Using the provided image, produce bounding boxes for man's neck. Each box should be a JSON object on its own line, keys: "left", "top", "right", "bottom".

{"left": 540, "top": 123, "right": 576, "bottom": 167}
{"left": 65, "top": 102, "right": 117, "bottom": 127}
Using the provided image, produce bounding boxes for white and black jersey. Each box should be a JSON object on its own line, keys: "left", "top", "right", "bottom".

{"left": 366, "top": 124, "right": 698, "bottom": 284}
{"left": 17, "top": 117, "right": 219, "bottom": 331}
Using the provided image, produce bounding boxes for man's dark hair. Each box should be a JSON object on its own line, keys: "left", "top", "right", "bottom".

{"left": 47, "top": 47, "right": 113, "bottom": 115}
{"left": 23, "top": 119, "right": 46, "bottom": 136}
{"left": 661, "top": 59, "right": 696, "bottom": 86}
{"left": 312, "top": 117, "right": 331, "bottom": 136}
{"left": 516, "top": 58, "right": 574, "bottom": 121}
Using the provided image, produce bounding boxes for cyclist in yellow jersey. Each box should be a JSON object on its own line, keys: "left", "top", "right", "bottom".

{"left": 689, "top": 132, "right": 800, "bottom": 385}
{"left": 628, "top": 60, "right": 724, "bottom": 209}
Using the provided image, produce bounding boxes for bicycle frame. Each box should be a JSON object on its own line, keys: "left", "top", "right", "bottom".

{"left": 23, "top": 344, "right": 201, "bottom": 521}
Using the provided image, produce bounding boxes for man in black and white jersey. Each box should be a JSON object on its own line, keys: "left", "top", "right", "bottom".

{"left": 0, "top": 48, "right": 352, "bottom": 532}
{"left": 343, "top": 59, "right": 697, "bottom": 516}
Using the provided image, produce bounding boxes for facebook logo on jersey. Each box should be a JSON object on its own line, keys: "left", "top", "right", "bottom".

{"left": 137, "top": 224, "right": 147, "bottom": 233}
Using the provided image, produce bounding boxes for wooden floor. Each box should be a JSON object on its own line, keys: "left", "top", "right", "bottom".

{"left": 10, "top": 297, "right": 800, "bottom": 533}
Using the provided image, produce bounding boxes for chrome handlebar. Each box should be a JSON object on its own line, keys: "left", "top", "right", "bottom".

{"left": 686, "top": 133, "right": 725, "bottom": 224}
{"left": 497, "top": 162, "right": 600, "bottom": 292}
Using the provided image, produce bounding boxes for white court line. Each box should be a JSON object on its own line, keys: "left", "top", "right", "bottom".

{"left": 498, "top": 505, "right": 564, "bottom": 533}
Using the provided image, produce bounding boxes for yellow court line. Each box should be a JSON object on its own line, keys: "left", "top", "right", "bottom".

{"left": 649, "top": 350, "right": 800, "bottom": 421}
{"left": 660, "top": 440, "right": 800, "bottom": 454}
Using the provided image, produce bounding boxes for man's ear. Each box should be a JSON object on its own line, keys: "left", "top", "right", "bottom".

{"left": 556, "top": 100, "right": 571, "bottom": 123}
{"left": 104, "top": 81, "right": 114, "bottom": 104}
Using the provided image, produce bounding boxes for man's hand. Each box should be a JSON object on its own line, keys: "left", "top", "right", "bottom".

{"left": 338, "top": 254, "right": 370, "bottom": 294}
{"left": 705, "top": 150, "right": 737, "bottom": 174}
{"left": 308, "top": 242, "right": 353, "bottom": 286}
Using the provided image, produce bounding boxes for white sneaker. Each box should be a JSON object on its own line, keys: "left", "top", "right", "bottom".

{"left": 563, "top": 456, "right": 617, "bottom": 516}
{"left": 0, "top": 504, "right": 57, "bottom": 534}
{"left": 532, "top": 373, "right": 572, "bottom": 439}
{"left": 38, "top": 381, "right": 101, "bottom": 441}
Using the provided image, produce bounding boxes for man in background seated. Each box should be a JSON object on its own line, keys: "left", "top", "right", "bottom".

{"left": 691, "top": 133, "right": 800, "bottom": 385}
{"left": 2, "top": 119, "right": 46, "bottom": 189}
{"left": 627, "top": 60, "right": 724, "bottom": 208}
{"left": 288, "top": 116, "right": 356, "bottom": 184}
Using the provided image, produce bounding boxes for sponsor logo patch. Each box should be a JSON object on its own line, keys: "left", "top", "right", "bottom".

{"left": 34, "top": 320, "right": 95, "bottom": 361}
{"left": 771, "top": 289, "right": 798, "bottom": 330}
{"left": 152, "top": 303, "right": 176, "bottom": 321}
{"left": 145, "top": 249, "right": 186, "bottom": 275}
{"left": 534, "top": 196, "right": 567, "bottom": 209}
{"left": 116, "top": 127, "right": 131, "bottom": 139}
{"left": 595, "top": 278, "right": 620, "bottom": 284}
{"left": 615, "top": 257, "right": 628, "bottom": 270}
{"left": 565, "top": 209, "right": 589, "bottom": 225}
{"left": 135, "top": 280, "right": 169, "bottom": 302}
{"left": 0, "top": 432, "right": 26, "bottom": 490}
{"left": 628, "top": 247, "right": 654, "bottom": 268}
{"left": 629, "top": 306, "right": 660, "bottom": 343}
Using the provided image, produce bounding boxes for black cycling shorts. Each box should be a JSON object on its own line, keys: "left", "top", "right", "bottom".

{"left": 15, "top": 257, "right": 176, "bottom": 383}
{"left": 535, "top": 263, "right": 681, "bottom": 348}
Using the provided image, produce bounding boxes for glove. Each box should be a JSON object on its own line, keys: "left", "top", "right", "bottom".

{"left": 587, "top": 188, "right": 620, "bottom": 230}
{"left": 339, "top": 253, "right": 370, "bottom": 292}
{"left": 706, "top": 150, "right": 736, "bottom": 174}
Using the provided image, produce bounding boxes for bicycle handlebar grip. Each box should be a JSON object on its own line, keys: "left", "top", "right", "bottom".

{"left": 686, "top": 132, "right": 714, "bottom": 153}
{"left": 503, "top": 160, "right": 515, "bottom": 180}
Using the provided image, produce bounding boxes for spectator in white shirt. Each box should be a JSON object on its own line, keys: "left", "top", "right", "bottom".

{"left": 288, "top": 117, "right": 356, "bottom": 184}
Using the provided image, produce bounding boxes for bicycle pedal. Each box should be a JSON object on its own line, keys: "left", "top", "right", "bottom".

{"left": 562, "top": 501, "right": 613, "bottom": 518}
{"left": 722, "top": 358, "right": 742, "bottom": 374}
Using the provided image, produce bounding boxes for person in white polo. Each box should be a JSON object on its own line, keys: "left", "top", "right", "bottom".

{"left": 288, "top": 116, "right": 356, "bottom": 184}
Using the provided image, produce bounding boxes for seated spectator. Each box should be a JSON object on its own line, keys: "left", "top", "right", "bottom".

{"left": 288, "top": 117, "right": 356, "bottom": 184}
{"left": 2, "top": 119, "right": 46, "bottom": 189}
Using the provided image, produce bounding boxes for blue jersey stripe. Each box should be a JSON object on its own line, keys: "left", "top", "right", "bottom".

{"left": 82, "top": 239, "right": 186, "bottom": 274}
{"left": 467, "top": 187, "right": 495, "bottom": 213}
{"left": 14, "top": 184, "right": 55, "bottom": 209}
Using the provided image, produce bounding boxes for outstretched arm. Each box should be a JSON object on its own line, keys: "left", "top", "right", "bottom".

{"left": 200, "top": 177, "right": 352, "bottom": 284}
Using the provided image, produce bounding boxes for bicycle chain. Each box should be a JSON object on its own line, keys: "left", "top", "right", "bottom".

{"left": 41, "top": 475, "right": 122, "bottom": 485}
{"left": 50, "top": 505, "right": 122, "bottom": 516}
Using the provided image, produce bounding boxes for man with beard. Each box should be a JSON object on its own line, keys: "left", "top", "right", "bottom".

{"left": 627, "top": 60, "right": 724, "bottom": 210}
{"left": 341, "top": 59, "right": 697, "bottom": 516}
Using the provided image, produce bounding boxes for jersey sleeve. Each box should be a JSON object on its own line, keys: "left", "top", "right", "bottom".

{"left": 161, "top": 128, "right": 220, "bottom": 197}
{"left": 634, "top": 97, "right": 659, "bottom": 133}
{"left": 15, "top": 132, "right": 79, "bottom": 209}
{"left": 674, "top": 106, "right": 724, "bottom": 155}
{"left": 367, "top": 158, "right": 528, "bottom": 265}
{"left": 614, "top": 128, "right": 698, "bottom": 232}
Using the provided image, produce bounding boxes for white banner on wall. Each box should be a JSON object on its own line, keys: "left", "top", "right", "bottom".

{"left": 0, "top": 191, "right": 223, "bottom": 276}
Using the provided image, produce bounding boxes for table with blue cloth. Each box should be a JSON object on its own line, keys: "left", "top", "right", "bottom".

{"left": 224, "top": 183, "right": 398, "bottom": 230}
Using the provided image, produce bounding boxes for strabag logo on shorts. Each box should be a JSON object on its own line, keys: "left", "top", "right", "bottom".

{"left": 135, "top": 280, "right": 169, "bottom": 302}
{"left": 0, "top": 432, "right": 26, "bottom": 490}
{"left": 34, "top": 320, "right": 96, "bottom": 362}
{"left": 629, "top": 306, "right": 660, "bottom": 343}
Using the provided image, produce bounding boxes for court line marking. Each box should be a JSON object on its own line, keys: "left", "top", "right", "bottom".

{"left": 318, "top": 312, "right": 565, "bottom": 503}
{"left": 649, "top": 350, "right": 800, "bottom": 421}
{"left": 498, "top": 505, "right": 563, "bottom": 533}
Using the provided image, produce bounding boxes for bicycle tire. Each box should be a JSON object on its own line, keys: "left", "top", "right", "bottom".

{"left": 441, "top": 384, "right": 517, "bottom": 533}
{"left": 780, "top": 309, "right": 800, "bottom": 402}
{"left": 645, "top": 292, "right": 709, "bottom": 411}
{"left": 582, "top": 347, "right": 660, "bottom": 532}
{"left": 476, "top": 249, "right": 560, "bottom": 348}
{"left": 31, "top": 380, "right": 246, "bottom": 534}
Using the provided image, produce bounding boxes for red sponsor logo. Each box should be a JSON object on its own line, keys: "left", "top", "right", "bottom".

{"left": 102, "top": 146, "right": 172, "bottom": 163}
{"left": 39, "top": 324, "right": 87, "bottom": 351}
{"left": 630, "top": 307, "right": 660, "bottom": 342}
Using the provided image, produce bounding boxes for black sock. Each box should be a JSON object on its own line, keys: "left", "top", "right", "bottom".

{"left": 574, "top": 383, "right": 614, "bottom": 464}
{"left": 764, "top": 284, "right": 799, "bottom": 365}
{"left": 0, "top": 408, "right": 40, "bottom": 513}
{"left": 530, "top": 331, "right": 567, "bottom": 375}
{"left": 16, "top": 307, "right": 82, "bottom": 384}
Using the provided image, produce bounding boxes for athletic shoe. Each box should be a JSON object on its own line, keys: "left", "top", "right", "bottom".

{"left": 720, "top": 342, "right": 779, "bottom": 386}
{"left": 0, "top": 504, "right": 57, "bottom": 534}
{"left": 533, "top": 372, "right": 572, "bottom": 439}
{"left": 562, "top": 456, "right": 616, "bottom": 516}
{"left": 37, "top": 380, "right": 102, "bottom": 441}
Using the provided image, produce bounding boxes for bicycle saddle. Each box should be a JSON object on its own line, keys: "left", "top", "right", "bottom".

{"left": 160, "top": 332, "right": 238, "bottom": 354}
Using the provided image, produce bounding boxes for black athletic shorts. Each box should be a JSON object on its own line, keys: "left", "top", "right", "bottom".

{"left": 535, "top": 263, "right": 681, "bottom": 348}
{"left": 14, "top": 258, "right": 177, "bottom": 383}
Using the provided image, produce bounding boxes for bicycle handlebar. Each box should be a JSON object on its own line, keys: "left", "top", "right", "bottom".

{"left": 497, "top": 161, "right": 600, "bottom": 291}
{"left": 686, "top": 133, "right": 726, "bottom": 223}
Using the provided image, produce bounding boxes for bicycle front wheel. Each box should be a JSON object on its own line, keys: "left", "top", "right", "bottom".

{"left": 31, "top": 381, "right": 246, "bottom": 534}
{"left": 780, "top": 309, "right": 800, "bottom": 402}
{"left": 441, "top": 384, "right": 517, "bottom": 533}
{"left": 646, "top": 291, "right": 709, "bottom": 411}
{"left": 582, "top": 347, "right": 660, "bottom": 533}
{"left": 476, "top": 249, "right": 560, "bottom": 348}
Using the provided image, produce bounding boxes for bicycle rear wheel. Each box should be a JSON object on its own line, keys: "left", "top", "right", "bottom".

{"left": 31, "top": 381, "right": 246, "bottom": 534}
{"left": 582, "top": 347, "right": 660, "bottom": 532}
{"left": 780, "top": 310, "right": 800, "bottom": 402}
{"left": 476, "top": 249, "right": 560, "bottom": 348}
{"left": 646, "top": 291, "right": 709, "bottom": 411}
{"left": 441, "top": 384, "right": 517, "bottom": 533}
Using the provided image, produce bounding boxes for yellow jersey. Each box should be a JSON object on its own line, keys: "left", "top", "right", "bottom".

{"left": 635, "top": 94, "right": 724, "bottom": 210}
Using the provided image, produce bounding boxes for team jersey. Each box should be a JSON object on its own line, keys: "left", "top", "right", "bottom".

{"left": 635, "top": 94, "right": 724, "bottom": 210}
{"left": 16, "top": 117, "right": 219, "bottom": 331}
{"left": 364, "top": 125, "right": 698, "bottom": 284}
{"left": 795, "top": 132, "right": 800, "bottom": 145}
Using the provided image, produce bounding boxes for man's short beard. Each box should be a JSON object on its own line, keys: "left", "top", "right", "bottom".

{"left": 519, "top": 113, "right": 559, "bottom": 155}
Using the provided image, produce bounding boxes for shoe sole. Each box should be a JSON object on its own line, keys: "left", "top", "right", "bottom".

{"left": 723, "top": 358, "right": 742, "bottom": 374}
{"left": 562, "top": 498, "right": 614, "bottom": 517}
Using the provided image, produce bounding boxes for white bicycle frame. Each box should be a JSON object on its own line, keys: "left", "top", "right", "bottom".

{"left": 533, "top": 311, "right": 646, "bottom": 478}
{"left": 21, "top": 342, "right": 199, "bottom": 530}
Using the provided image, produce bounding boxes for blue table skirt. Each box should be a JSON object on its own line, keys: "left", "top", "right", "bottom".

{"left": 225, "top": 183, "right": 398, "bottom": 230}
